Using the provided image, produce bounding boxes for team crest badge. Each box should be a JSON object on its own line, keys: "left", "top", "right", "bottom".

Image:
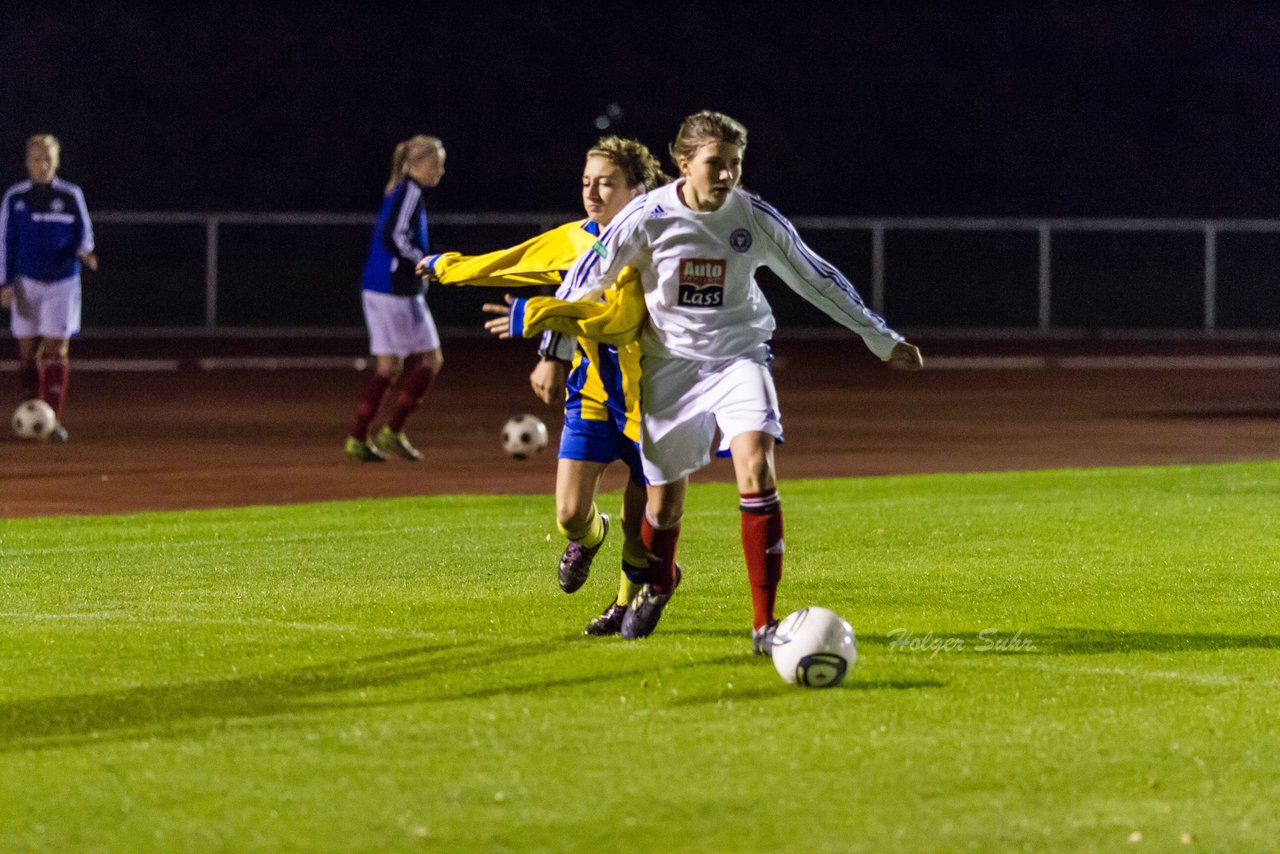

{"left": 730, "top": 228, "right": 752, "bottom": 252}
{"left": 51, "top": 198, "right": 65, "bottom": 213}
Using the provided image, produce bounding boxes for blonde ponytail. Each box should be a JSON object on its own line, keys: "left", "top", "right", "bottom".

{"left": 385, "top": 135, "right": 443, "bottom": 195}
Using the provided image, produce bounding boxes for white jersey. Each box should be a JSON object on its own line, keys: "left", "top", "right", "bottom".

{"left": 553, "top": 180, "right": 903, "bottom": 362}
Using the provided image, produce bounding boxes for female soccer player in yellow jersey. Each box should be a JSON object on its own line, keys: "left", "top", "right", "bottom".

{"left": 417, "top": 137, "right": 669, "bottom": 635}
{"left": 486, "top": 112, "right": 922, "bottom": 653}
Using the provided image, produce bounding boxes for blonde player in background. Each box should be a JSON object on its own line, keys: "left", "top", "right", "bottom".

{"left": 484, "top": 111, "right": 923, "bottom": 654}
{"left": 417, "top": 138, "right": 669, "bottom": 635}
{"left": 0, "top": 134, "right": 97, "bottom": 441}
{"left": 346, "top": 135, "right": 446, "bottom": 462}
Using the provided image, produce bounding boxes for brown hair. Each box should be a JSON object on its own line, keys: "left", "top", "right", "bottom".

{"left": 586, "top": 136, "right": 670, "bottom": 191}
{"left": 668, "top": 111, "right": 747, "bottom": 167}
{"left": 386, "top": 135, "right": 443, "bottom": 195}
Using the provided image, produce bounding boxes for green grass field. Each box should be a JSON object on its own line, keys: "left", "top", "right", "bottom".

{"left": 2, "top": 461, "right": 1278, "bottom": 852}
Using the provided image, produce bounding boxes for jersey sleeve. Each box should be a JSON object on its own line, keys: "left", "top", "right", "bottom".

{"left": 380, "top": 183, "right": 425, "bottom": 265}
{"left": 72, "top": 185, "right": 94, "bottom": 254}
{"left": 512, "top": 266, "right": 647, "bottom": 346}
{"left": 429, "top": 249, "right": 562, "bottom": 288}
{"left": 749, "top": 198, "right": 903, "bottom": 360}
{"left": 429, "top": 221, "right": 591, "bottom": 288}
{"left": 0, "top": 190, "right": 14, "bottom": 282}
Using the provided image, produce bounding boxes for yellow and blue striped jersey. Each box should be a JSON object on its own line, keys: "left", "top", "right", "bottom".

{"left": 427, "top": 219, "right": 640, "bottom": 440}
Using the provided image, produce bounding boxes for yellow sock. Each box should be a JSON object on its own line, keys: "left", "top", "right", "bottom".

{"left": 557, "top": 504, "right": 605, "bottom": 549}
{"left": 617, "top": 572, "right": 642, "bottom": 607}
{"left": 622, "top": 539, "right": 648, "bottom": 569}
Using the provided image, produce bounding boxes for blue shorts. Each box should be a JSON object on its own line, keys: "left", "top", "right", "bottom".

{"left": 558, "top": 412, "right": 645, "bottom": 487}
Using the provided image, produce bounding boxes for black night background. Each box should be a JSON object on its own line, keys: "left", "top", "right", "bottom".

{"left": 4, "top": 2, "right": 1278, "bottom": 218}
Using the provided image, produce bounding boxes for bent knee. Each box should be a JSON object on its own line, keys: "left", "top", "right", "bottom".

{"left": 556, "top": 502, "right": 592, "bottom": 531}
{"left": 737, "top": 459, "right": 775, "bottom": 494}
{"left": 38, "top": 340, "right": 70, "bottom": 360}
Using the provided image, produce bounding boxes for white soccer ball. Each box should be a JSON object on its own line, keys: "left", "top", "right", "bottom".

{"left": 12, "top": 399, "right": 56, "bottom": 441}
{"left": 501, "top": 414, "right": 548, "bottom": 459}
{"left": 771, "top": 606, "right": 857, "bottom": 688}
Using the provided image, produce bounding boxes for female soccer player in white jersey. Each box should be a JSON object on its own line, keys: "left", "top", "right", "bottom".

{"left": 417, "top": 138, "right": 669, "bottom": 635}
{"left": 0, "top": 135, "right": 97, "bottom": 441}
{"left": 345, "top": 135, "right": 446, "bottom": 462}
{"left": 488, "top": 111, "right": 923, "bottom": 653}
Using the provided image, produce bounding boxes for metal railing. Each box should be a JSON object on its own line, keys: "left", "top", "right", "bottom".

{"left": 92, "top": 211, "right": 1280, "bottom": 332}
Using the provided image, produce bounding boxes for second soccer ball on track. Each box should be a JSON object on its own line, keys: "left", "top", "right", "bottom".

{"left": 501, "top": 414, "right": 548, "bottom": 459}
{"left": 12, "top": 399, "right": 56, "bottom": 440}
{"left": 771, "top": 607, "right": 858, "bottom": 688}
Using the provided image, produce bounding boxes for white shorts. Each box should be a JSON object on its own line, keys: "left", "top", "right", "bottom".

{"left": 639, "top": 351, "right": 784, "bottom": 485}
{"left": 362, "top": 290, "right": 440, "bottom": 357}
{"left": 9, "top": 275, "right": 81, "bottom": 339}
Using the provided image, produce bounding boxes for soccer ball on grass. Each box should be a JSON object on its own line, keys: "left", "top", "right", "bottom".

{"left": 501, "top": 414, "right": 548, "bottom": 459}
{"left": 12, "top": 399, "right": 56, "bottom": 440}
{"left": 771, "top": 606, "right": 857, "bottom": 688}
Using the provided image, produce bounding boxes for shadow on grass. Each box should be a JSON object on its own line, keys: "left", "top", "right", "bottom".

{"left": 6, "top": 627, "right": 1270, "bottom": 753}
{"left": 0, "top": 638, "right": 808, "bottom": 752}
{"left": 667, "top": 679, "right": 945, "bottom": 707}
{"left": 0, "top": 639, "right": 571, "bottom": 753}
{"left": 1031, "top": 628, "right": 1279, "bottom": 655}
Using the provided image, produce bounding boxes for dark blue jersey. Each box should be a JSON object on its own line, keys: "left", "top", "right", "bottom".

{"left": 361, "top": 178, "right": 430, "bottom": 296}
{"left": 1, "top": 178, "right": 94, "bottom": 283}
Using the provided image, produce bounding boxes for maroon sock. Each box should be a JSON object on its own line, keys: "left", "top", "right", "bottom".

{"left": 386, "top": 364, "right": 437, "bottom": 432}
{"left": 350, "top": 372, "right": 393, "bottom": 440}
{"left": 740, "top": 489, "right": 784, "bottom": 630}
{"left": 39, "top": 359, "right": 68, "bottom": 418}
{"left": 641, "top": 511, "right": 681, "bottom": 594}
{"left": 17, "top": 358, "right": 40, "bottom": 402}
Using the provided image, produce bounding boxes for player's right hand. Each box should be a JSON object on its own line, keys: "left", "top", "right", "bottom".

{"left": 888, "top": 341, "right": 924, "bottom": 370}
{"left": 482, "top": 295, "right": 514, "bottom": 339}
{"left": 529, "top": 358, "right": 566, "bottom": 405}
{"left": 0, "top": 285, "right": 12, "bottom": 310}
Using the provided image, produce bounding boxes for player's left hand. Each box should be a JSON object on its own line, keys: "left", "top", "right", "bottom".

{"left": 77, "top": 250, "right": 99, "bottom": 272}
{"left": 0, "top": 285, "right": 12, "bottom": 310}
{"left": 888, "top": 341, "right": 923, "bottom": 370}
{"left": 482, "top": 294, "right": 516, "bottom": 339}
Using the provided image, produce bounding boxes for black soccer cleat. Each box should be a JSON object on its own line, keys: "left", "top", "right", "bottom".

{"left": 558, "top": 513, "right": 609, "bottom": 593}
{"left": 753, "top": 619, "right": 780, "bottom": 657}
{"left": 620, "top": 564, "right": 681, "bottom": 640}
{"left": 583, "top": 601, "right": 627, "bottom": 636}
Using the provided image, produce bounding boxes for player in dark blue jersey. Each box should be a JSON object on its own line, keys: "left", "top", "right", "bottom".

{"left": 345, "top": 135, "right": 447, "bottom": 462}
{"left": 0, "top": 135, "right": 96, "bottom": 441}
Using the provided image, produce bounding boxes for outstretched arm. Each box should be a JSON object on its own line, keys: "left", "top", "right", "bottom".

{"left": 752, "top": 198, "right": 917, "bottom": 363}
{"left": 482, "top": 266, "right": 648, "bottom": 345}
{"left": 415, "top": 220, "right": 597, "bottom": 288}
